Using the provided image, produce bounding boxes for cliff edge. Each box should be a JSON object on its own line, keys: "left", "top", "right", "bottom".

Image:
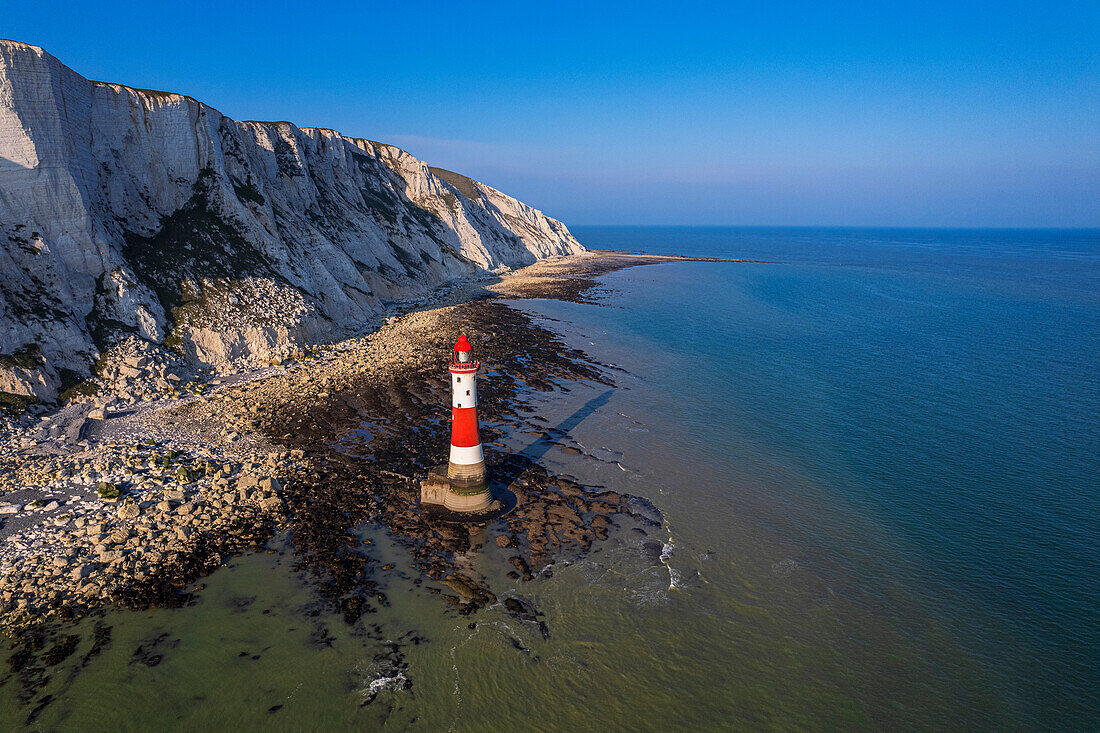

{"left": 0, "top": 40, "right": 583, "bottom": 401}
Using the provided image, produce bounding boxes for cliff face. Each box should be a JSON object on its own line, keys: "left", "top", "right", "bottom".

{"left": 0, "top": 40, "right": 583, "bottom": 399}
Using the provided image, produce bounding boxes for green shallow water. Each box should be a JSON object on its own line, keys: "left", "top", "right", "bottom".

{"left": 2, "top": 382, "right": 990, "bottom": 731}
{"left": 6, "top": 227, "right": 1095, "bottom": 730}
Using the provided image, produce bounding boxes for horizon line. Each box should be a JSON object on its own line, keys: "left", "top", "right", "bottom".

{"left": 569, "top": 224, "right": 1100, "bottom": 231}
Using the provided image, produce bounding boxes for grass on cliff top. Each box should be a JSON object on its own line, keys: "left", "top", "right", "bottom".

{"left": 89, "top": 80, "right": 197, "bottom": 103}
{"left": 428, "top": 167, "right": 482, "bottom": 201}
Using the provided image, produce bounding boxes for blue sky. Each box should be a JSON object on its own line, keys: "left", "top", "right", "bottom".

{"left": 2, "top": 1, "right": 1097, "bottom": 226}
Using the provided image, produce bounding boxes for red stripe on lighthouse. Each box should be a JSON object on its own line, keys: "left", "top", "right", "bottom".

{"left": 450, "top": 406, "right": 480, "bottom": 447}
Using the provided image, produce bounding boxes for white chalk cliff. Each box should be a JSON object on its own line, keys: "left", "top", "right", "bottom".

{"left": 0, "top": 39, "right": 584, "bottom": 399}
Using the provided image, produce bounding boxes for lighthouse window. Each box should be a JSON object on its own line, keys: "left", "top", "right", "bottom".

{"left": 466, "top": 390, "right": 470, "bottom": 395}
{"left": 456, "top": 377, "right": 461, "bottom": 383}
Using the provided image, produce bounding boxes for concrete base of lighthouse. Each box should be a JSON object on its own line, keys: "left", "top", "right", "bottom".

{"left": 419, "top": 465, "right": 514, "bottom": 520}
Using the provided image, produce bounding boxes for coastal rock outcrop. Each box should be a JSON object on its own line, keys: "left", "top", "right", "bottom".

{"left": 0, "top": 40, "right": 584, "bottom": 398}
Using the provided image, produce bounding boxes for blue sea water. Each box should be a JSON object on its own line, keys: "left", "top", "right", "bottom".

{"left": 559, "top": 226, "right": 1100, "bottom": 728}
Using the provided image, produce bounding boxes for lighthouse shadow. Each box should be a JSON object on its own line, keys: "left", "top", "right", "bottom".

{"left": 483, "top": 389, "right": 614, "bottom": 515}
{"left": 516, "top": 388, "right": 614, "bottom": 466}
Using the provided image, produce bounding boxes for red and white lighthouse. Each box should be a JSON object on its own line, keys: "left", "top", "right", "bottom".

{"left": 420, "top": 334, "right": 507, "bottom": 515}
{"left": 446, "top": 335, "right": 486, "bottom": 489}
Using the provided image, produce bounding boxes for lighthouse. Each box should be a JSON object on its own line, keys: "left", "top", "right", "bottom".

{"left": 420, "top": 335, "right": 494, "bottom": 514}
{"left": 447, "top": 335, "right": 486, "bottom": 489}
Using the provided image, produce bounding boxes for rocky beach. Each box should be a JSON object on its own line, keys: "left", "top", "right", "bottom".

{"left": 0, "top": 250, "right": 743, "bottom": 723}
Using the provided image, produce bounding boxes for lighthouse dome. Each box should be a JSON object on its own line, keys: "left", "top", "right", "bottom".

{"left": 453, "top": 335, "right": 474, "bottom": 364}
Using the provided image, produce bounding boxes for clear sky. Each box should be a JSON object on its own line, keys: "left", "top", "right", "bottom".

{"left": 2, "top": 1, "right": 1097, "bottom": 226}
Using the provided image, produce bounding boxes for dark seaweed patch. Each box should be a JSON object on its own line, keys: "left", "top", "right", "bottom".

{"left": 80, "top": 624, "right": 112, "bottom": 667}
{"left": 41, "top": 635, "right": 79, "bottom": 666}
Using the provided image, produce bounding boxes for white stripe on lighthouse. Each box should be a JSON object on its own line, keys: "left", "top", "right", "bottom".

{"left": 451, "top": 374, "right": 477, "bottom": 408}
{"left": 448, "top": 443, "right": 484, "bottom": 465}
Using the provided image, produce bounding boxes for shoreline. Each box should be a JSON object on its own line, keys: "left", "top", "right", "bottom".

{"left": 0, "top": 250, "right": 736, "bottom": 635}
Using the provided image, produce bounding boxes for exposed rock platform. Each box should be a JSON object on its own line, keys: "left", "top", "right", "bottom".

{"left": 0, "top": 251, "right": 713, "bottom": 633}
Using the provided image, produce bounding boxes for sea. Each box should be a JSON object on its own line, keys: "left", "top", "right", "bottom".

{"left": 3, "top": 227, "right": 1097, "bottom": 730}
